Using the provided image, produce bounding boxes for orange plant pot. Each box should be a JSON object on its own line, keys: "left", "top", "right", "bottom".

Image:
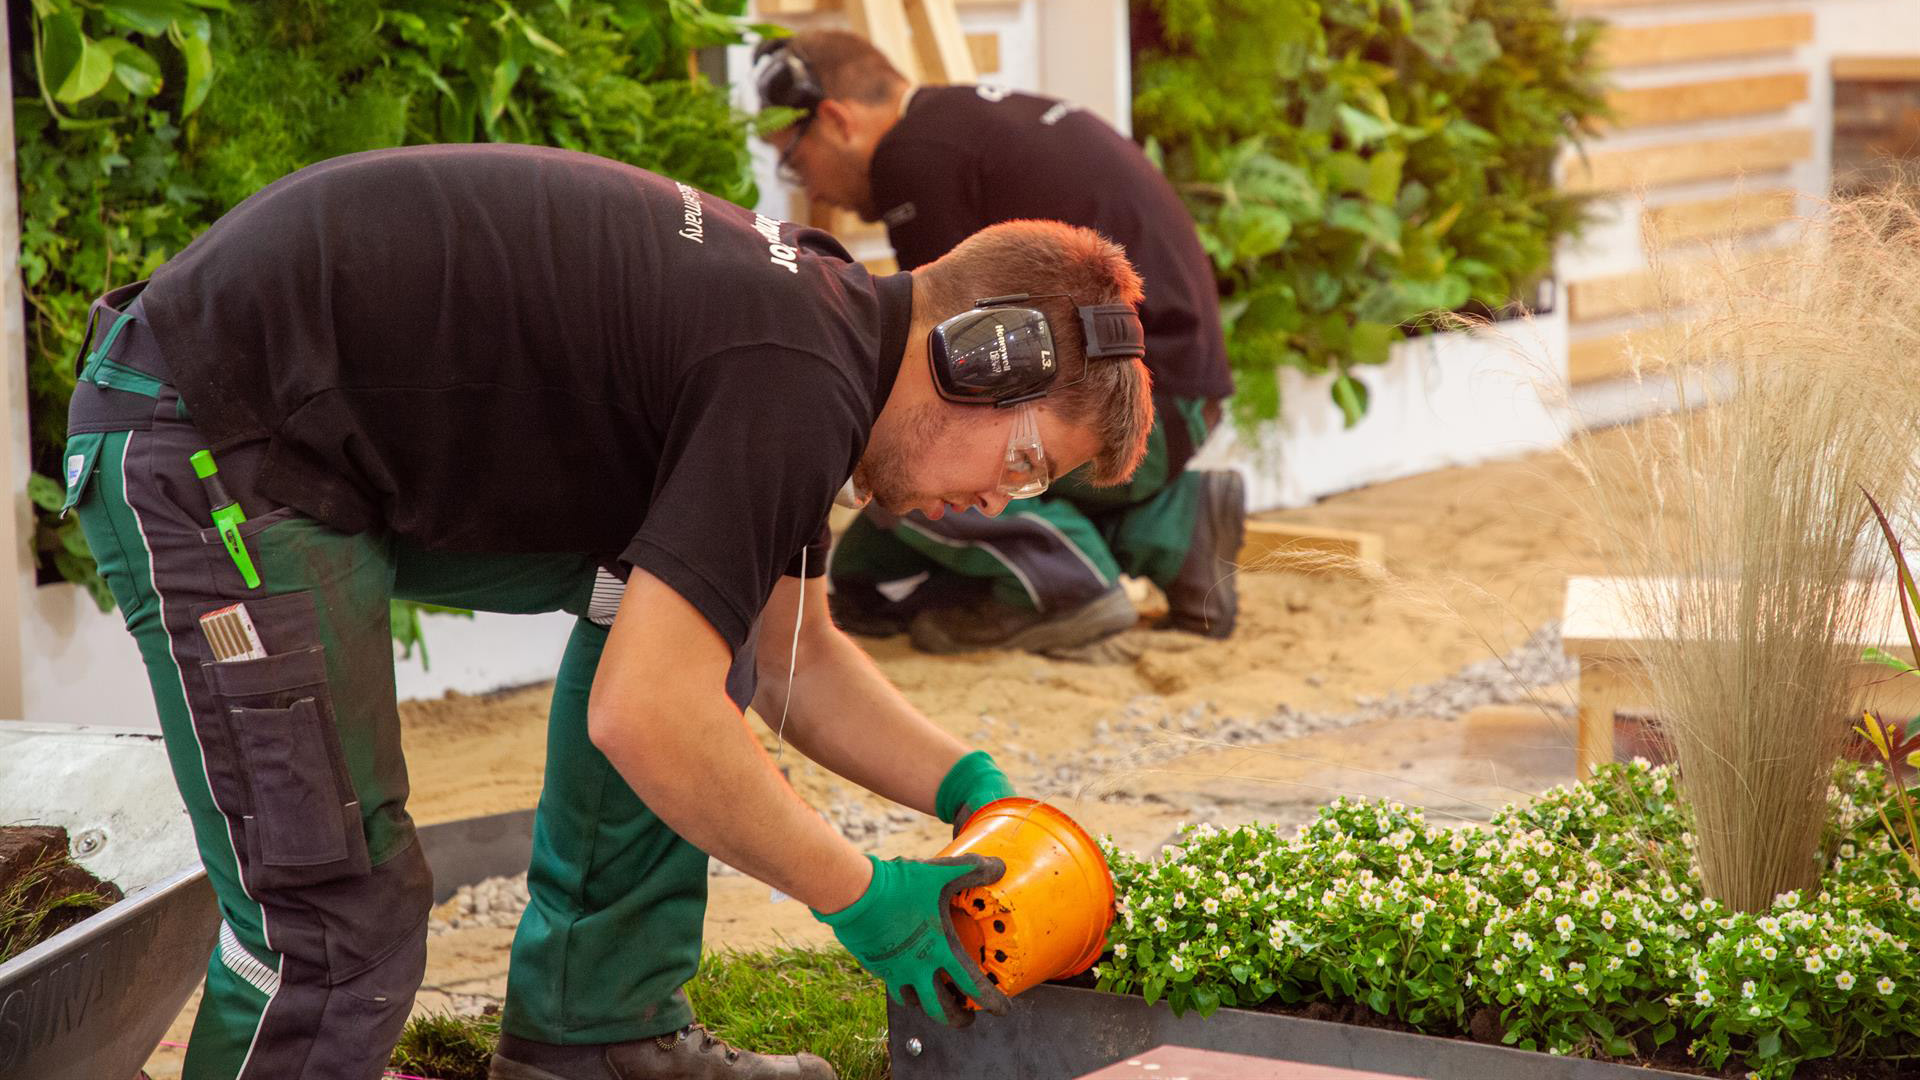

{"left": 937, "top": 797, "right": 1115, "bottom": 1004}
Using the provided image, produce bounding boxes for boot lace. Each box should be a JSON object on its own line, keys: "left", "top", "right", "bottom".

{"left": 654, "top": 1023, "right": 742, "bottom": 1063}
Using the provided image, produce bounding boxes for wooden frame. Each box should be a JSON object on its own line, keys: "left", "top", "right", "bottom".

{"left": 1238, "top": 521, "right": 1385, "bottom": 574}
{"left": 0, "top": 14, "right": 28, "bottom": 720}
{"left": 1606, "top": 72, "right": 1806, "bottom": 130}
{"left": 1562, "top": 129, "right": 1811, "bottom": 194}
{"left": 1596, "top": 13, "right": 1812, "bottom": 70}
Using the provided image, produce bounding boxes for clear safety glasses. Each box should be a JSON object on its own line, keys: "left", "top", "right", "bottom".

{"left": 999, "top": 404, "right": 1051, "bottom": 499}
{"left": 774, "top": 115, "right": 815, "bottom": 187}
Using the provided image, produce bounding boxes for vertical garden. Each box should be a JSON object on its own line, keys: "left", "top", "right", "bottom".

{"left": 15, "top": 0, "right": 769, "bottom": 615}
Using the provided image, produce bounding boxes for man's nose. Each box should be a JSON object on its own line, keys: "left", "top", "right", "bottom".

{"left": 977, "top": 492, "right": 1012, "bottom": 518}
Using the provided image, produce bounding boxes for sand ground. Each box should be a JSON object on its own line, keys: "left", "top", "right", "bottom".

{"left": 144, "top": 427, "right": 1621, "bottom": 1077}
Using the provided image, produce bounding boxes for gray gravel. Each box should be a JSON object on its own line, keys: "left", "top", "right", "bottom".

{"left": 428, "top": 623, "right": 1574, "bottom": 937}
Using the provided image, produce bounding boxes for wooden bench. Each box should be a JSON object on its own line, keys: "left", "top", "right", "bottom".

{"left": 1561, "top": 575, "right": 1918, "bottom": 778}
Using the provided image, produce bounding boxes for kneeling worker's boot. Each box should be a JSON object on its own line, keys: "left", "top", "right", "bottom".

{"left": 490, "top": 1026, "right": 836, "bottom": 1080}
{"left": 908, "top": 585, "right": 1136, "bottom": 654}
{"left": 1161, "top": 471, "right": 1246, "bottom": 638}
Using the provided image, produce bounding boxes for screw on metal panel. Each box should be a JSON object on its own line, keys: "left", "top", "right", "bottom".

{"left": 906, "top": 1037, "right": 923, "bottom": 1056}
{"left": 72, "top": 828, "right": 107, "bottom": 857}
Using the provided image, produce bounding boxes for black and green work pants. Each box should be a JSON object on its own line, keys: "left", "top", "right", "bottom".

{"left": 831, "top": 395, "right": 1213, "bottom": 613}
{"left": 64, "top": 287, "right": 722, "bottom": 1079}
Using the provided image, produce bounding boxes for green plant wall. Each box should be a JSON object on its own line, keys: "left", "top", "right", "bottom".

{"left": 16, "top": 0, "right": 770, "bottom": 622}
{"left": 1133, "top": 0, "right": 1609, "bottom": 427}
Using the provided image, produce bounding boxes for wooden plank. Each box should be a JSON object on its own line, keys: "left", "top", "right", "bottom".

{"left": 1568, "top": 332, "right": 1636, "bottom": 384}
{"left": 1597, "top": 13, "right": 1812, "bottom": 69}
{"left": 0, "top": 12, "right": 26, "bottom": 719}
{"left": 844, "top": 0, "right": 923, "bottom": 81}
{"left": 1238, "top": 521, "right": 1385, "bottom": 574}
{"left": 1833, "top": 56, "right": 1920, "bottom": 82}
{"left": 1562, "top": 128, "right": 1810, "bottom": 193}
{"left": 1565, "top": 0, "right": 1750, "bottom": 12}
{"left": 1568, "top": 267, "right": 1672, "bottom": 324}
{"left": 1643, "top": 189, "right": 1798, "bottom": 245}
{"left": 966, "top": 31, "right": 999, "bottom": 75}
{"left": 905, "top": 0, "right": 976, "bottom": 83}
{"left": 1607, "top": 72, "right": 1805, "bottom": 129}
{"left": 758, "top": 0, "right": 1007, "bottom": 12}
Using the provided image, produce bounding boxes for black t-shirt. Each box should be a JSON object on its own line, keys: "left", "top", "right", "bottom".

{"left": 143, "top": 144, "right": 912, "bottom": 655}
{"left": 868, "top": 85, "right": 1231, "bottom": 400}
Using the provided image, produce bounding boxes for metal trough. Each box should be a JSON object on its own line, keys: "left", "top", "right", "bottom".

{"left": 890, "top": 983, "right": 1696, "bottom": 1080}
{"left": 0, "top": 725, "right": 217, "bottom": 1080}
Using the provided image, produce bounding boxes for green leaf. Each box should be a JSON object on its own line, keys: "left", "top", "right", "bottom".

{"left": 1337, "top": 104, "right": 1394, "bottom": 147}
{"left": 1191, "top": 985, "right": 1220, "bottom": 1017}
{"left": 1143, "top": 976, "right": 1165, "bottom": 1006}
{"left": 1332, "top": 372, "right": 1369, "bottom": 428}
{"left": 100, "top": 0, "right": 194, "bottom": 37}
{"left": 39, "top": 12, "right": 87, "bottom": 96}
{"left": 1755, "top": 1030, "right": 1781, "bottom": 1059}
{"left": 183, "top": 0, "right": 236, "bottom": 10}
{"left": 1364, "top": 148, "right": 1404, "bottom": 205}
{"left": 101, "top": 40, "right": 163, "bottom": 98}
{"left": 1327, "top": 199, "right": 1402, "bottom": 254}
{"left": 55, "top": 37, "right": 118, "bottom": 105}
{"left": 488, "top": 57, "right": 525, "bottom": 123}
{"left": 1863, "top": 645, "right": 1919, "bottom": 676}
{"left": 27, "top": 473, "right": 66, "bottom": 512}
{"left": 519, "top": 22, "right": 568, "bottom": 57}
{"left": 168, "top": 13, "right": 214, "bottom": 116}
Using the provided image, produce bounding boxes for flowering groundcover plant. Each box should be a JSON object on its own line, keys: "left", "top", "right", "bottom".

{"left": 1096, "top": 761, "right": 1918, "bottom": 1078}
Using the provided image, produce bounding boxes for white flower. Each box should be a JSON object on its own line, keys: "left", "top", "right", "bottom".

{"left": 1679, "top": 902, "right": 1698, "bottom": 920}
{"left": 1601, "top": 910, "right": 1617, "bottom": 930}
{"left": 1169, "top": 954, "right": 1186, "bottom": 972}
{"left": 1515, "top": 982, "right": 1529, "bottom": 995}
{"left": 1761, "top": 946, "right": 1778, "bottom": 961}
{"left": 1555, "top": 914, "right": 1575, "bottom": 937}
{"left": 1206, "top": 922, "right": 1218, "bottom": 935}
{"left": 1573, "top": 982, "right": 1589, "bottom": 997}
{"left": 1741, "top": 980, "right": 1756, "bottom": 999}
{"left": 1114, "top": 943, "right": 1129, "bottom": 959}
{"left": 1579, "top": 889, "right": 1600, "bottom": 908}
{"left": 1539, "top": 964, "right": 1556, "bottom": 982}
{"left": 1660, "top": 885, "right": 1680, "bottom": 903}
{"left": 1522, "top": 868, "right": 1541, "bottom": 887}
{"left": 1626, "top": 939, "right": 1644, "bottom": 957}
{"left": 1218, "top": 944, "right": 1232, "bottom": 959}
{"left": 1173, "top": 891, "right": 1187, "bottom": 910}
{"left": 1202, "top": 897, "right": 1220, "bottom": 916}
{"left": 1154, "top": 916, "right": 1169, "bottom": 933}
{"left": 1512, "top": 931, "right": 1534, "bottom": 952}
{"left": 1533, "top": 886, "right": 1553, "bottom": 903}
{"left": 1748, "top": 1005, "right": 1763, "bottom": 1017}
{"left": 1694, "top": 989, "right": 1714, "bottom": 1006}
{"left": 1758, "top": 917, "right": 1781, "bottom": 938}
{"left": 1805, "top": 955, "right": 1824, "bottom": 974}
{"left": 1492, "top": 957, "right": 1508, "bottom": 975}
{"left": 1410, "top": 911, "right": 1427, "bottom": 931}
{"left": 1606, "top": 957, "right": 1623, "bottom": 972}
{"left": 1836, "top": 971, "right": 1856, "bottom": 991}
{"left": 1878, "top": 976, "right": 1896, "bottom": 995}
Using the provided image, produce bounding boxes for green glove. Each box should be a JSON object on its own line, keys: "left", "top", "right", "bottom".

{"left": 935, "top": 750, "right": 1016, "bottom": 830}
{"left": 813, "top": 854, "right": 1013, "bottom": 1026}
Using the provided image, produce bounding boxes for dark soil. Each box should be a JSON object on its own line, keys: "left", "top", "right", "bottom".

{"left": 1057, "top": 973, "right": 1920, "bottom": 1078}
{"left": 0, "top": 825, "right": 122, "bottom": 964}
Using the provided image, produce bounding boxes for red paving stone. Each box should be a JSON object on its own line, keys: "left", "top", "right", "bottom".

{"left": 1076, "top": 1045, "right": 1403, "bottom": 1079}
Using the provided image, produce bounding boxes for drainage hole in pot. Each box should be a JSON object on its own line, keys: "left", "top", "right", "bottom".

{"left": 988, "top": 972, "right": 1000, "bottom": 984}
{"left": 994, "top": 949, "right": 1007, "bottom": 963}
{"left": 972, "top": 898, "right": 986, "bottom": 911}
{"left": 993, "top": 919, "right": 1006, "bottom": 933}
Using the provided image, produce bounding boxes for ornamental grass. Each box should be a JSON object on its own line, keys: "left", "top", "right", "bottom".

{"left": 1097, "top": 761, "right": 1919, "bottom": 1078}
{"left": 1565, "top": 190, "right": 1920, "bottom": 912}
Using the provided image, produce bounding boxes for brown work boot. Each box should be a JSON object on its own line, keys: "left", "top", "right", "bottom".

{"left": 908, "top": 585, "right": 1136, "bottom": 654}
{"left": 1160, "top": 470, "right": 1245, "bottom": 638}
{"left": 490, "top": 1026, "right": 836, "bottom": 1080}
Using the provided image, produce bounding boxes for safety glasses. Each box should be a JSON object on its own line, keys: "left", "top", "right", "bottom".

{"left": 998, "top": 404, "right": 1051, "bottom": 499}
{"left": 774, "top": 115, "right": 815, "bottom": 187}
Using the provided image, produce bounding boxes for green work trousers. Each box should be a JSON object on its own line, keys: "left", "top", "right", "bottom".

{"left": 65, "top": 297, "right": 710, "bottom": 1079}
{"left": 831, "top": 396, "right": 1212, "bottom": 613}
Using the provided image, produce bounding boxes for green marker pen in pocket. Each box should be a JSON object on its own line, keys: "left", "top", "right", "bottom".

{"left": 191, "top": 450, "right": 261, "bottom": 589}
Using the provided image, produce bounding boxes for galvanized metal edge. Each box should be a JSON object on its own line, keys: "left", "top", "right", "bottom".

{"left": 416, "top": 808, "right": 537, "bottom": 903}
{"left": 889, "top": 983, "right": 1700, "bottom": 1080}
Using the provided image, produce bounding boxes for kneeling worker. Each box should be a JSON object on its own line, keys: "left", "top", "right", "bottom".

{"left": 757, "top": 30, "right": 1244, "bottom": 654}
{"left": 61, "top": 144, "right": 1152, "bottom": 1080}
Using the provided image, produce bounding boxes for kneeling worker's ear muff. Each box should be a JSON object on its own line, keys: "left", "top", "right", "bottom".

{"left": 928, "top": 295, "right": 1145, "bottom": 409}
{"left": 752, "top": 38, "right": 825, "bottom": 116}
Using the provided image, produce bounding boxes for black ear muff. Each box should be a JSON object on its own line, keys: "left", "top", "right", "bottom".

{"left": 1079, "top": 303, "right": 1145, "bottom": 361}
{"left": 928, "top": 307, "right": 1059, "bottom": 407}
{"left": 752, "top": 39, "right": 825, "bottom": 115}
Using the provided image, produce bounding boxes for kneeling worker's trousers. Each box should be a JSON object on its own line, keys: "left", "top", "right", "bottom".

{"left": 63, "top": 285, "right": 729, "bottom": 1079}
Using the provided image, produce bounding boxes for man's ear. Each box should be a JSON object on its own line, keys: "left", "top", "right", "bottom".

{"left": 815, "top": 98, "right": 859, "bottom": 146}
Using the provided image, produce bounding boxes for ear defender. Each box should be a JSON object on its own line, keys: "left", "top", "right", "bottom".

{"left": 927, "top": 295, "right": 1145, "bottom": 408}
{"left": 752, "top": 39, "right": 826, "bottom": 115}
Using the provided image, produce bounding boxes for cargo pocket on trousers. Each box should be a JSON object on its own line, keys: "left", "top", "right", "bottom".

{"left": 206, "top": 643, "right": 371, "bottom": 890}
{"left": 56, "top": 431, "right": 106, "bottom": 516}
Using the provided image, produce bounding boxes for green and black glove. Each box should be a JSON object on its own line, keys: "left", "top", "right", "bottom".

{"left": 813, "top": 854, "right": 1013, "bottom": 1027}
{"left": 935, "top": 750, "right": 1016, "bottom": 834}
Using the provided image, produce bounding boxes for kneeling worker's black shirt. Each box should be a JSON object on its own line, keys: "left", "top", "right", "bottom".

{"left": 143, "top": 144, "right": 912, "bottom": 655}
{"left": 869, "top": 86, "right": 1231, "bottom": 401}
